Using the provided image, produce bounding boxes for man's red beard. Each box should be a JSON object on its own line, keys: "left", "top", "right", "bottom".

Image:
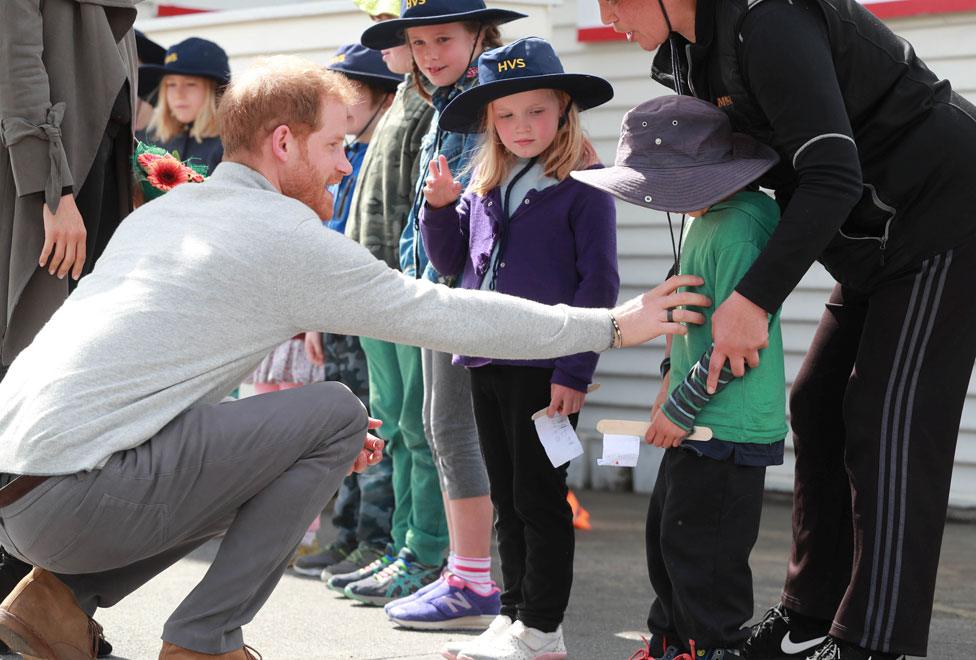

{"left": 280, "top": 151, "right": 335, "bottom": 221}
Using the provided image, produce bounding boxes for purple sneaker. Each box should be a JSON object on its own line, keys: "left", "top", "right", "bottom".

{"left": 388, "top": 574, "right": 501, "bottom": 631}
{"left": 384, "top": 571, "right": 447, "bottom": 616}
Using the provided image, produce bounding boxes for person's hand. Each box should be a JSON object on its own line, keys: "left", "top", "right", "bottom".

{"left": 304, "top": 332, "right": 325, "bottom": 366}
{"left": 41, "top": 194, "right": 87, "bottom": 280}
{"left": 651, "top": 371, "right": 671, "bottom": 419}
{"left": 349, "top": 417, "right": 385, "bottom": 474}
{"left": 547, "top": 383, "right": 586, "bottom": 417}
{"left": 707, "top": 291, "right": 768, "bottom": 393}
{"left": 611, "top": 275, "right": 710, "bottom": 347}
{"left": 423, "top": 155, "right": 462, "bottom": 209}
{"left": 644, "top": 410, "right": 687, "bottom": 448}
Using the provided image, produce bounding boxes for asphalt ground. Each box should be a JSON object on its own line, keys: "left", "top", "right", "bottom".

{"left": 3, "top": 492, "right": 974, "bottom": 659}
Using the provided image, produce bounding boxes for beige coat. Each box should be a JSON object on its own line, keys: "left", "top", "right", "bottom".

{"left": 0, "top": 0, "right": 138, "bottom": 366}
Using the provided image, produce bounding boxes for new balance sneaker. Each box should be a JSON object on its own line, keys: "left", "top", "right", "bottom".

{"left": 458, "top": 620, "right": 567, "bottom": 660}
{"left": 321, "top": 542, "right": 388, "bottom": 580}
{"left": 291, "top": 540, "right": 356, "bottom": 578}
{"left": 628, "top": 635, "right": 682, "bottom": 660}
{"left": 388, "top": 573, "right": 501, "bottom": 630}
{"left": 344, "top": 548, "right": 442, "bottom": 606}
{"left": 326, "top": 544, "right": 396, "bottom": 596}
{"left": 441, "top": 615, "right": 514, "bottom": 660}
{"left": 383, "top": 570, "right": 447, "bottom": 616}
{"left": 743, "top": 604, "right": 829, "bottom": 659}
{"left": 805, "top": 638, "right": 904, "bottom": 660}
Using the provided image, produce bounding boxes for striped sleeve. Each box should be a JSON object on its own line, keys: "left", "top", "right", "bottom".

{"left": 661, "top": 346, "right": 739, "bottom": 431}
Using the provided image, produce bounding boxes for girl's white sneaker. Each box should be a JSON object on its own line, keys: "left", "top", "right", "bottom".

{"left": 441, "top": 615, "right": 514, "bottom": 660}
{"left": 457, "top": 620, "right": 568, "bottom": 660}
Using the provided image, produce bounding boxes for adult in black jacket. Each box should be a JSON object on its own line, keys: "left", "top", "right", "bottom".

{"left": 598, "top": 0, "right": 976, "bottom": 658}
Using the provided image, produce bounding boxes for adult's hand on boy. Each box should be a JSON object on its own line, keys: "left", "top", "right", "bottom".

{"left": 645, "top": 410, "right": 687, "bottom": 448}
{"left": 304, "top": 332, "right": 325, "bottom": 366}
{"left": 547, "top": 383, "right": 585, "bottom": 417}
{"left": 423, "top": 155, "right": 462, "bottom": 209}
{"left": 707, "top": 291, "right": 768, "bottom": 393}
{"left": 349, "top": 418, "right": 385, "bottom": 474}
{"left": 612, "top": 274, "right": 710, "bottom": 347}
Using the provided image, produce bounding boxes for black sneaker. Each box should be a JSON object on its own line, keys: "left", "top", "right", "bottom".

{"left": 291, "top": 540, "right": 356, "bottom": 578}
{"left": 743, "top": 604, "right": 829, "bottom": 659}
{"left": 806, "top": 638, "right": 905, "bottom": 660}
{"left": 322, "top": 542, "right": 389, "bottom": 581}
{"left": 326, "top": 543, "right": 396, "bottom": 594}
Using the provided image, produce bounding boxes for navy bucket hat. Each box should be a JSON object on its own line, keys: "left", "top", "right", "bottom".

{"left": 438, "top": 37, "right": 614, "bottom": 134}
{"left": 570, "top": 96, "right": 779, "bottom": 213}
{"left": 327, "top": 43, "right": 404, "bottom": 93}
{"left": 360, "top": 0, "right": 527, "bottom": 50}
{"left": 139, "top": 37, "right": 231, "bottom": 97}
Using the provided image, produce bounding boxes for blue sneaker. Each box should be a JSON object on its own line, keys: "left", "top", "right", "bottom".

{"left": 344, "top": 548, "right": 442, "bottom": 606}
{"left": 388, "top": 573, "right": 501, "bottom": 631}
{"left": 383, "top": 570, "right": 447, "bottom": 616}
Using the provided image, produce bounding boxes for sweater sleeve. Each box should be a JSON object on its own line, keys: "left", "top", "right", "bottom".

{"left": 733, "top": 0, "right": 863, "bottom": 313}
{"left": 285, "top": 218, "right": 614, "bottom": 360}
{"left": 419, "top": 195, "right": 471, "bottom": 278}
{"left": 0, "top": 0, "right": 74, "bottom": 210}
{"left": 552, "top": 188, "right": 621, "bottom": 392}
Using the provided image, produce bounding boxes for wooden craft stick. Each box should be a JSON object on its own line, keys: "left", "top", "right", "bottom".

{"left": 596, "top": 419, "right": 713, "bottom": 442}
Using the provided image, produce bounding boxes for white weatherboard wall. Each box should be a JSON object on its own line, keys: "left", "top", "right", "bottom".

{"left": 138, "top": 2, "right": 976, "bottom": 509}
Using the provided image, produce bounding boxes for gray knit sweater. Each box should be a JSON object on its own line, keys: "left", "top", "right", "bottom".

{"left": 0, "top": 163, "right": 612, "bottom": 476}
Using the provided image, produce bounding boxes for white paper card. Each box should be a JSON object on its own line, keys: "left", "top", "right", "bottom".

{"left": 533, "top": 414, "right": 584, "bottom": 467}
{"left": 597, "top": 434, "right": 641, "bottom": 467}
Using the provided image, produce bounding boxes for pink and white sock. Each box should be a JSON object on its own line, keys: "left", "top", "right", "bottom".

{"left": 449, "top": 553, "right": 495, "bottom": 596}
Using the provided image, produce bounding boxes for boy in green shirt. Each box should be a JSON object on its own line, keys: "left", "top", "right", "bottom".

{"left": 572, "top": 95, "right": 784, "bottom": 659}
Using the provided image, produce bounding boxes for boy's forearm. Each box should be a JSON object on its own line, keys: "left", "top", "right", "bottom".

{"left": 661, "top": 345, "right": 738, "bottom": 431}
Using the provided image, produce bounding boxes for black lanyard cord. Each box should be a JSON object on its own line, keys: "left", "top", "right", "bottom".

{"left": 655, "top": 0, "right": 684, "bottom": 96}
{"left": 489, "top": 157, "right": 538, "bottom": 291}
{"left": 666, "top": 211, "right": 687, "bottom": 275}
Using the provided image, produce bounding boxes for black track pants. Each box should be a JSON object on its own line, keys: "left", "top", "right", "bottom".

{"left": 783, "top": 241, "right": 976, "bottom": 656}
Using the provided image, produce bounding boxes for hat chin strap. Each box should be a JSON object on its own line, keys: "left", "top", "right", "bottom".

{"left": 453, "top": 22, "right": 486, "bottom": 90}
{"left": 655, "top": 0, "right": 685, "bottom": 96}
{"left": 347, "top": 101, "right": 386, "bottom": 146}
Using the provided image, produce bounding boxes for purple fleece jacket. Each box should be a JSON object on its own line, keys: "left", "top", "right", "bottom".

{"left": 420, "top": 169, "right": 619, "bottom": 392}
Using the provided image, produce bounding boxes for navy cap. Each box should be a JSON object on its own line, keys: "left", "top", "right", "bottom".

{"left": 139, "top": 37, "right": 231, "bottom": 97}
{"left": 327, "top": 44, "right": 404, "bottom": 93}
{"left": 439, "top": 37, "right": 614, "bottom": 134}
{"left": 361, "top": 0, "right": 526, "bottom": 50}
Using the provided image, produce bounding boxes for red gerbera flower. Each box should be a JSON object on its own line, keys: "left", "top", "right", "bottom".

{"left": 146, "top": 155, "right": 190, "bottom": 192}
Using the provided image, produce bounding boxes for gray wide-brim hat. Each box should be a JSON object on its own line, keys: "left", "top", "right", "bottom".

{"left": 571, "top": 95, "right": 779, "bottom": 213}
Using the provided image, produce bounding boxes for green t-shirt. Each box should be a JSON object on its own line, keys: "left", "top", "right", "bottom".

{"left": 668, "top": 191, "right": 788, "bottom": 444}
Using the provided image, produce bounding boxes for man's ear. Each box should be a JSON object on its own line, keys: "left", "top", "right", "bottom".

{"left": 270, "top": 125, "right": 293, "bottom": 163}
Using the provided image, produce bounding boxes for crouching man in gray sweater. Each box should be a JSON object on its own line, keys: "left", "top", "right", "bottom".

{"left": 0, "top": 56, "right": 708, "bottom": 659}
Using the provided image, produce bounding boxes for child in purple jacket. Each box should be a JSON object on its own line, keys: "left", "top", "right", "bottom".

{"left": 419, "top": 38, "right": 619, "bottom": 660}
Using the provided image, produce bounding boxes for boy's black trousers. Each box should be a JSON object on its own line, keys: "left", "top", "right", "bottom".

{"left": 646, "top": 447, "right": 767, "bottom": 649}
{"left": 469, "top": 365, "right": 576, "bottom": 634}
{"left": 784, "top": 241, "right": 976, "bottom": 656}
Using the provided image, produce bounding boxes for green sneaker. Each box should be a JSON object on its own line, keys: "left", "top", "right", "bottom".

{"left": 326, "top": 543, "right": 396, "bottom": 595}
{"left": 344, "top": 548, "right": 442, "bottom": 607}
{"left": 292, "top": 539, "right": 356, "bottom": 578}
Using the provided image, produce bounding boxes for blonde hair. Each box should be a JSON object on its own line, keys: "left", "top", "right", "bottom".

{"left": 410, "top": 22, "right": 503, "bottom": 104}
{"left": 218, "top": 56, "right": 360, "bottom": 157}
{"left": 469, "top": 90, "right": 599, "bottom": 196}
{"left": 147, "top": 75, "right": 221, "bottom": 143}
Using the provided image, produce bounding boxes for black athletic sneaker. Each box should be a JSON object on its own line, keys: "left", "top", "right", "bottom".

{"left": 805, "top": 638, "right": 905, "bottom": 660}
{"left": 742, "top": 604, "right": 829, "bottom": 659}
{"left": 291, "top": 539, "right": 356, "bottom": 578}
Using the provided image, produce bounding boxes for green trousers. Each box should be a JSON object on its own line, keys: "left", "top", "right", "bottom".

{"left": 359, "top": 337, "right": 447, "bottom": 566}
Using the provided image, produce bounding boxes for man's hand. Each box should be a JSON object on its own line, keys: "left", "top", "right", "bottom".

{"left": 349, "top": 417, "right": 385, "bottom": 474}
{"left": 41, "top": 194, "right": 87, "bottom": 280}
{"left": 423, "top": 155, "right": 462, "bottom": 209}
{"left": 644, "top": 410, "right": 687, "bottom": 448}
{"left": 611, "top": 275, "right": 711, "bottom": 347}
{"left": 305, "top": 332, "right": 325, "bottom": 366}
{"left": 547, "top": 383, "right": 586, "bottom": 417}
{"left": 707, "top": 291, "right": 768, "bottom": 393}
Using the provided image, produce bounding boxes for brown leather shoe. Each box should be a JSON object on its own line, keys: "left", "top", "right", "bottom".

{"left": 0, "top": 567, "right": 100, "bottom": 659}
{"left": 159, "top": 641, "right": 263, "bottom": 659}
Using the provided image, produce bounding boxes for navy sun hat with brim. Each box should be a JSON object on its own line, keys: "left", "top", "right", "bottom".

{"left": 360, "top": 0, "right": 527, "bottom": 50}
{"left": 139, "top": 37, "right": 231, "bottom": 98}
{"left": 438, "top": 37, "right": 614, "bottom": 134}
{"left": 327, "top": 44, "right": 405, "bottom": 93}
{"left": 570, "top": 95, "right": 780, "bottom": 213}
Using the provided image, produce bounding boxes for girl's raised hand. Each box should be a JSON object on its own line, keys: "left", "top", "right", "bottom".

{"left": 423, "top": 155, "right": 463, "bottom": 209}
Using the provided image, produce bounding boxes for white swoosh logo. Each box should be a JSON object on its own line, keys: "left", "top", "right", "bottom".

{"left": 780, "top": 633, "right": 828, "bottom": 655}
